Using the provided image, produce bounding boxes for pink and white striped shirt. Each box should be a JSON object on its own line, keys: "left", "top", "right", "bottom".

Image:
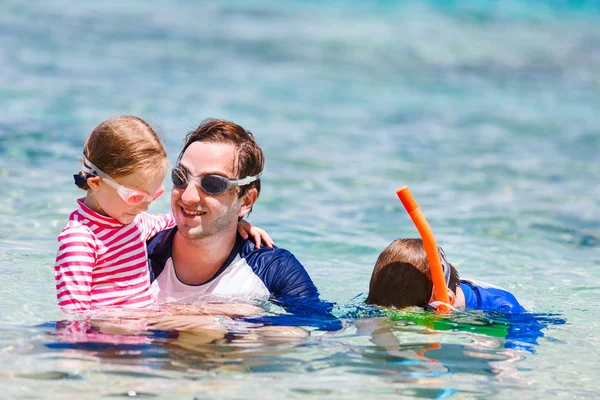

{"left": 54, "top": 199, "right": 175, "bottom": 312}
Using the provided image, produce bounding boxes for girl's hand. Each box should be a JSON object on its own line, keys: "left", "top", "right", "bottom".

{"left": 237, "top": 219, "right": 274, "bottom": 249}
{"left": 147, "top": 314, "right": 228, "bottom": 336}
{"left": 196, "top": 303, "right": 263, "bottom": 317}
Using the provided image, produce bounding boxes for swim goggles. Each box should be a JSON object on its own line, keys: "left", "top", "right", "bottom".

{"left": 171, "top": 164, "right": 261, "bottom": 195}
{"left": 81, "top": 156, "right": 165, "bottom": 205}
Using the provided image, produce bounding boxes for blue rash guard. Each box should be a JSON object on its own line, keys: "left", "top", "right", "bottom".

{"left": 146, "top": 227, "right": 342, "bottom": 331}
{"left": 147, "top": 227, "right": 319, "bottom": 300}
{"left": 460, "top": 279, "right": 525, "bottom": 313}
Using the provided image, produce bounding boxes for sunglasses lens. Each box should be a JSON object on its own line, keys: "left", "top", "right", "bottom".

{"left": 201, "top": 175, "right": 229, "bottom": 194}
{"left": 171, "top": 167, "right": 188, "bottom": 188}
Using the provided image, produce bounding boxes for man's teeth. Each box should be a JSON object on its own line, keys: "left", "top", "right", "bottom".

{"left": 183, "top": 209, "right": 204, "bottom": 216}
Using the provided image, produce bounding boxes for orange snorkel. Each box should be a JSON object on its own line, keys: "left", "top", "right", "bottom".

{"left": 396, "top": 186, "right": 451, "bottom": 313}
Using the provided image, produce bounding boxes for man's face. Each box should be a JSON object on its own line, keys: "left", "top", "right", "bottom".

{"left": 171, "top": 141, "right": 245, "bottom": 240}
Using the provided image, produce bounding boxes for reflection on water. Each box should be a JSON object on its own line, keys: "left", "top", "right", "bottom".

{"left": 0, "top": 308, "right": 563, "bottom": 398}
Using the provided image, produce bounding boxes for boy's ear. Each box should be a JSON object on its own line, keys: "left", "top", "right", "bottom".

{"left": 447, "top": 289, "right": 456, "bottom": 306}
{"left": 86, "top": 176, "right": 102, "bottom": 192}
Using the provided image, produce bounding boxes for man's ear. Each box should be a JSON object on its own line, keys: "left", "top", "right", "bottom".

{"left": 238, "top": 187, "right": 258, "bottom": 217}
{"left": 86, "top": 176, "right": 102, "bottom": 192}
{"left": 447, "top": 289, "right": 456, "bottom": 306}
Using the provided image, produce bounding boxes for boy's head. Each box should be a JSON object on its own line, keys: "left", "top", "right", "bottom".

{"left": 366, "top": 238, "right": 460, "bottom": 309}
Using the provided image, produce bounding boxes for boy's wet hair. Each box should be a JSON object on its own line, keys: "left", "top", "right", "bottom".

{"left": 366, "top": 238, "right": 460, "bottom": 309}
{"left": 79, "top": 116, "right": 167, "bottom": 190}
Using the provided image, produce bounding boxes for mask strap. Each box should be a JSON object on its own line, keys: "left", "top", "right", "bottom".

{"left": 73, "top": 155, "right": 98, "bottom": 188}
{"left": 438, "top": 246, "right": 452, "bottom": 287}
{"left": 81, "top": 155, "right": 101, "bottom": 175}
{"left": 426, "top": 301, "right": 458, "bottom": 312}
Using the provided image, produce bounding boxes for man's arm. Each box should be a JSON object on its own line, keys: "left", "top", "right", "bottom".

{"left": 266, "top": 251, "right": 319, "bottom": 298}
{"left": 246, "top": 246, "right": 342, "bottom": 330}
{"left": 244, "top": 246, "right": 319, "bottom": 299}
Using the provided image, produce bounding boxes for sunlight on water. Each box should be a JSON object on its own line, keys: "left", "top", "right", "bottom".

{"left": 0, "top": 0, "right": 599, "bottom": 398}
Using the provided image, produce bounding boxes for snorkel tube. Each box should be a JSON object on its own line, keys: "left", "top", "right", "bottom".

{"left": 396, "top": 186, "right": 451, "bottom": 313}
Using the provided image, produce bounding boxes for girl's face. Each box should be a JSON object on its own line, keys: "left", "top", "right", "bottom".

{"left": 85, "top": 165, "right": 167, "bottom": 224}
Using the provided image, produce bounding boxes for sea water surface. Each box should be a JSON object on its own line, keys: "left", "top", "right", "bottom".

{"left": 0, "top": 0, "right": 599, "bottom": 398}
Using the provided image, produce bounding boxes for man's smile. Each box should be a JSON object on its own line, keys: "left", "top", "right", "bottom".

{"left": 180, "top": 206, "right": 207, "bottom": 217}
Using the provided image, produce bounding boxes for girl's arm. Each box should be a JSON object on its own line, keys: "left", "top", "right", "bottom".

{"left": 162, "top": 303, "right": 263, "bottom": 317}
{"left": 54, "top": 225, "right": 97, "bottom": 313}
{"left": 140, "top": 212, "right": 176, "bottom": 240}
{"left": 238, "top": 219, "right": 274, "bottom": 249}
{"left": 141, "top": 213, "right": 274, "bottom": 249}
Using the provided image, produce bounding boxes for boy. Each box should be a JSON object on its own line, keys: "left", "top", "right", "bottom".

{"left": 366, "top": 238, "right": 524, "bottom": 313}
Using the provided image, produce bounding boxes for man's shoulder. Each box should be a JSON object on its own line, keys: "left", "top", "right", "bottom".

{"left": 238, "top": 237, "right": 318, "bottom": 297}
{"left": 148, "top": 226, "right": 176, "bottom": 250}
{"left": 239, "top": 238, "right": 299, "bottom": 269}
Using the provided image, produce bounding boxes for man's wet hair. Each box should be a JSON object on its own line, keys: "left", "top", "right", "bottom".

{"left": 179, "top": 119, "right": 264, "bottom": 199}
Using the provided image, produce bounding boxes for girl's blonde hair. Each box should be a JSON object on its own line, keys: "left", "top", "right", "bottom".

{"left": 79, "top": 116, "right": 167, "bottom": 190}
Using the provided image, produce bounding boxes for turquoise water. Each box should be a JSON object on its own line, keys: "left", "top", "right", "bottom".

{"left": 1, "top": 0, "right": 599, "bottom": 398}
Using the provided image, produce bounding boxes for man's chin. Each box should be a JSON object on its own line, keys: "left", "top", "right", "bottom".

{"left": 177, "top": 226, "right": 210, "bottom": 240}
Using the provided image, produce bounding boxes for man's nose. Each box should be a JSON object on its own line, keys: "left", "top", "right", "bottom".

{"left": 179, "top": 182, "right": 202, "bottom": 204}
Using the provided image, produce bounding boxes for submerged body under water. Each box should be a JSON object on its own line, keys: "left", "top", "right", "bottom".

{"left": 38, "top": 305, "right": 563, "bottom": 373}
{"left": 10, "top": 301, "right": 565, "bottom": 398}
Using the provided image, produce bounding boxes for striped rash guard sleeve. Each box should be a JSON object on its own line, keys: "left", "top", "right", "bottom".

{"left": 54, "top": 225, "right": 97, "bottom": 312}
{"left": 140, "top": 213, "right": 175, "bottom": 241}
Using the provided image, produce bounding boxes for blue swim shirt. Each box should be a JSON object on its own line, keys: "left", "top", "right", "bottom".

{"left": 460, "top": 279, "right": 525, "bottom": 313}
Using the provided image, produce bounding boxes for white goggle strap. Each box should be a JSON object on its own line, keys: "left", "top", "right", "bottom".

{"left": 81, "top": 155, "right": 104, "bottom": 176}
{"left": 234, "top": 173, "right": 261, "bottom": 187}
{"left": 80, "top": 155, "right": 119, "bottom": 189}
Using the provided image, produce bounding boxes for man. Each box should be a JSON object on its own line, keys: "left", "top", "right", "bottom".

{"left": 147, "top": 119, "right": 320, "bottom": 306}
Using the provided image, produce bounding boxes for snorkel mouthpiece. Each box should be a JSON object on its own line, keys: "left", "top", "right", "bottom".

{"left": 396, "top": 186, "right": 451, "bottom": 313}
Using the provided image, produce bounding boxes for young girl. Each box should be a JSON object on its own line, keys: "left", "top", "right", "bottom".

{"left": 55, "top": 116, "right": 271, "bottom": 313}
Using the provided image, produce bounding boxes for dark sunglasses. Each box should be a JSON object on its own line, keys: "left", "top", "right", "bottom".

{"left": 171, "top": 165, "right": 260, "bottom": 195}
